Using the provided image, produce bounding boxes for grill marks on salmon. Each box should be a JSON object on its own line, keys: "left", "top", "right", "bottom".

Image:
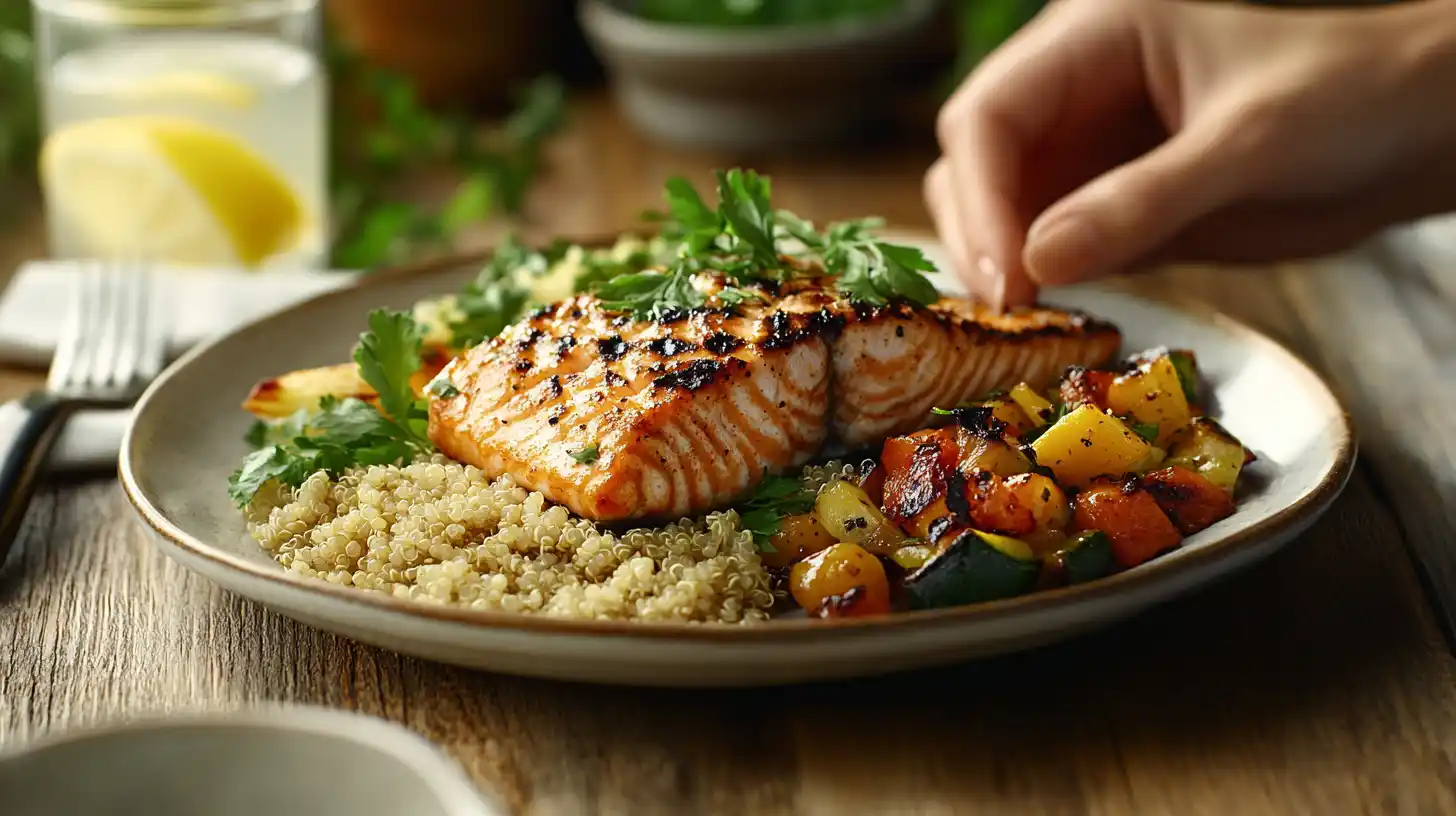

{"left": 429, "top": 280, "right": 1121, "bottom": 522}
{"left": 430, "top": 295, "right": 830, "bottom": 521}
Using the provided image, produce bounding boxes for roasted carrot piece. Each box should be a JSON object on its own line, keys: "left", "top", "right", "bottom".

{"left": 1139, "top": 466, "right": 1236, "bottom": 535}
{"left": 1072, "top": 481, "right": 1183, "bottom": 568}
{"left": 1059, "top": 366, "right": 1115, "bottom": 410}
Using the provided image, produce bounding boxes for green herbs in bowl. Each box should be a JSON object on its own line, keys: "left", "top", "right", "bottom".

{"left": 631, "top": 0, "right": 905, "bottom": 27}
{"left": 580, "top": 0, "right": 942, "bottom": 150}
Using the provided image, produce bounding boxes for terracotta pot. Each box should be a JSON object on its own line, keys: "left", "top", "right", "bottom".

{"left": 327, "top": 0, "right": 575, "bottom": 108}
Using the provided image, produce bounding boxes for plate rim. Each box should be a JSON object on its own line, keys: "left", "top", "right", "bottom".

{"left": 118, "top": 239, "right": 1358, "bottom": 644}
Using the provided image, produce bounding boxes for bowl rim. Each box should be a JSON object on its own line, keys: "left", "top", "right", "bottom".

{"left": 0, "top": 705, "right": 501, "bottom": 816}
{"left": 578, "top": 0, "right": 942, "bottom": 57}
{"left": 118, "top": 231, "right": 1358, "bottom": 645}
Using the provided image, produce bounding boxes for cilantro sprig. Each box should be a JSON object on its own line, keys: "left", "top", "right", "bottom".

{"left": 228, "top": 309, "right": 436, "bottom": 507}
{"left": 738, "top": 475, "right": 819, "bottom": 553}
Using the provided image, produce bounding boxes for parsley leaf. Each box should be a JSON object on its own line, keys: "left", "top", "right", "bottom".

{"left": 425, "top": 370, "right": 459, "bottom": 399}
{"left": 738, "top": 474, "right": 818, "bottom": 552}
{"left": 1167, "top": 350, "right": 1199, "bottom": 404}
{"left": 355, "top": 309, "right": 431, "bottom": 443}
{"left": 228, "top": 313, "right": 437, "bottom": 507}
{"left": 595, "top": 264, "right": 705, "bottom": 319}
{"left": 447, "top": 236, "right": 536, "bottom": 348}
{"left": 715, "top": 169, "right": 779, "bottom": 269}
{"left": 571, "top": 444, "right": 600, "bottom": 465}
{"left": 1131, "top": 421, "right": 1159, "bottom": 443}
{"left": 664, "top": 176, "right": 722, "bottom": 254}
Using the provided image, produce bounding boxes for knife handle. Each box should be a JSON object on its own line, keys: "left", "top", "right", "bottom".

{"left": 0, "top": 393, "right": 73, "bottom": 572}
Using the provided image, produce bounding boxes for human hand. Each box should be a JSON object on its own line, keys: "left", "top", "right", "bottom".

{"left": 927, "top": 0, "right": 1456, "bottom": 308}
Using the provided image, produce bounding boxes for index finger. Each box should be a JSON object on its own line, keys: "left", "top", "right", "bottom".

{"left": 936, "top": 0, "right": 1145, "bottom": 306}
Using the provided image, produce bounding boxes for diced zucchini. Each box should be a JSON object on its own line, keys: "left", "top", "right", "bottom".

{"left": 815, "top": 479, "right": 904, "bottom": 554}
{"left": 1057, "top": 530, "right": 1115, "bottom": 584}
{"left": 1105, "top": 356, "right": 1192, "bottom": 446}
{"left": 1166, "top": 417, "right": 1248, "bottom": 493}
{"left": 1009, "top": 382, "right": 1055, "bottom": 428}
{"left": 1029, "top": 405, "right": 1156, "bottom": 486}
{"left": 903, "top": 529, "right": 1041, "bottom": 608}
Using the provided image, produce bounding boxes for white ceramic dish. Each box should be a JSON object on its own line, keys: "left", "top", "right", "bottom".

{"left": 118, "top": 236, "right": 1355, "bottom": 687}
{"left": 0, "top": 707, "right": 501, "bottom": 815}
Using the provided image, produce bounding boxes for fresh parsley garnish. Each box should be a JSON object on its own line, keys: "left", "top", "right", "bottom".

{"left": 1020, "top": 402, "right": 1070, "bottom": 443}
{"left": 446, "top": 235, "right": 539, "bottom": 348}
{"left": 592, "top": 169, "right": 940, "bottom": 320}
{"left": 227, "top": 310, "right": 436, "bottom": 507}
{"left": 738, "top": 474, "right": 818, "bottom": 553}
{"left": 1167, "top": 350, "right": 1199, "bottom": 403}
{"left": 425, "top": 370, "right": 459, "bottom": 399}
{"left": 571, "top": 444, "right": 600, "bottom": 465}
{"left": 1131, "top": 421, "right": 1160, "bottom": 443}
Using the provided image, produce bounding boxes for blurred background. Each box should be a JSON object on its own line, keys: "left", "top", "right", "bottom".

{"left": 0, "top": 0, "right": 1044, "bottom": 275}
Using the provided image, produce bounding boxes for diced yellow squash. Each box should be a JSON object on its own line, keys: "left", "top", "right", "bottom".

{"left": 815, "top": 479, "right": 904, "bottom": 555}
{"left": 242, "top": 363, "right": 374, "bottom": 419}
{"left": 960, "top": 436, "right": 1032, "bottom": 477}
{"left": 1167, "top": 418, "right": 1248, "bottom": 493}
{"left": 1105, "top": 356, "right": 1192, "bottom": 446}
{"left": 984, "top": 398, "right": 1033, "bottom": 436}
{"left": 1009, "top": 382, "right": 1055, "bottom": 427}
{"left": 1030, "top": 405, "right": 1156, "bottom": 486}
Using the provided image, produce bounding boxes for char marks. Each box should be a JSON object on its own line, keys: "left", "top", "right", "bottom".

{"left": 428, "top": 282, "right": 1121, "bottom": 521}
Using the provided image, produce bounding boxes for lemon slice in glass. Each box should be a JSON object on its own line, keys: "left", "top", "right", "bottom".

{"left": 40, "top": 116, "right": 304, "bottom": 267}
{"left": 110, "top": 72, "right": 259, "bottom": 110}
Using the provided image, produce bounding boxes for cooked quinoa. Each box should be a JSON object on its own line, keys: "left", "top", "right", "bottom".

{"left": 245, "top": 455, "right": 857, "bottom": 624}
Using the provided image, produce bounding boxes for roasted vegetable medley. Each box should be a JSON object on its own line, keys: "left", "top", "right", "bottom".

{"left": 768, "top": 349, "right": 1256, "bottom": 618}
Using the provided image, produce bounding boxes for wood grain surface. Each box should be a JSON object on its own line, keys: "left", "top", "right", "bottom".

{"left": 3, "top": 93, "right": 1456, "bottom": 816}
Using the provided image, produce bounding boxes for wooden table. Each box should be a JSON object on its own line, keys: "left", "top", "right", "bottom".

{"left": 3, "top": 94, "right": 1456, "bottom": 816}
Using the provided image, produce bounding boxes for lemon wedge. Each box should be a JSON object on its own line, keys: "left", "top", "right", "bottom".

{"left": 40, "top": 116, "right": 303, "bottom": 267}
{"left": 110, "top": 72, "right": 259, "bottom": 110}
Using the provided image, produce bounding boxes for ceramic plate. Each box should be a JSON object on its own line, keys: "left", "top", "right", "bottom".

{"left": 119, "top": 236, "right": 1355, "bottom": 687}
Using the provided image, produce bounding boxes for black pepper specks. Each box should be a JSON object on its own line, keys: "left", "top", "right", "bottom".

{"left": 653, "top": 359, "right": 724, "bottom": 391}
{"left": 703, "top": 332, "right": 745, "bottom": 354}
{"left": 646, "top": 336, "right": 697, "bottom": 357}
{"left": 597, "top": 336, "right": 628, "bottom": 362}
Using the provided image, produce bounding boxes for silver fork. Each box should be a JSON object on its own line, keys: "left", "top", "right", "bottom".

{"left": 0, "top": 262, "right": 166, "bottom": 566}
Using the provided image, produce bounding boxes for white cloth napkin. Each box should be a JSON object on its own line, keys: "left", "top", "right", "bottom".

{"left": 0, "top": 262, "right": 352, "bottom": 473}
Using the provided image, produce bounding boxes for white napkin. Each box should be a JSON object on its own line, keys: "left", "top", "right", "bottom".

{"left": 0, "top": 262, "right": 353, "bottom": 473}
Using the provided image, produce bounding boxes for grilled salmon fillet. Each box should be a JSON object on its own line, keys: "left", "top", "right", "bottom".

{"left": 429, "top": 278, "right": 1120, "bottom": 522}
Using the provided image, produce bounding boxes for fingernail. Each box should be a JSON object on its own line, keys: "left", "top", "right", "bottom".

{"left": 974, "top": 255, "right": 1004, "bottom": 309}
{"left": 1025, "top": 214, "right": 1100, "bottom": 284}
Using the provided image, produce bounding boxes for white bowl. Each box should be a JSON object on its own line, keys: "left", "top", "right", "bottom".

{"left": 0, "top": 707, "right": 501, "bottom": 816}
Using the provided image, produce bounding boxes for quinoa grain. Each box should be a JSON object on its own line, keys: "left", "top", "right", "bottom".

{"left": 245, "top": 455, "right": 795, "bottom": 624}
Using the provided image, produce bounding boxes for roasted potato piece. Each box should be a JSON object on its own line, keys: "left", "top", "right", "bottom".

{"left": 815, "top": 479, "right": 904, "bottom": 555}
{"left": 760, "top": 513, "right": 837, "bottom": 570}
{"left": 1140, "top": 466, "right": 1236, "bottom": 535}
{"left": 243, "top": 346, "right": 453, "bottom": 420}
{"left": 1059, "top": 366, "right": 1114, "bottom": 410}
{"left": 1166, "top": 417, "right": 1252, "bottom": 493}
{"left": 1105, "top": 355, "right": 1192, "bottom": 446}
{"left": 1030, "top": 405, "right": 1156, "bottom": 486}
{"left": 243, "top": 363, "right": 373, "bottom": 419}
{"left": 790, "top": 542, "right": 892, "bottom": 618}
{"left": 1072, "top": 481, "right": 1182, "bottom": 568}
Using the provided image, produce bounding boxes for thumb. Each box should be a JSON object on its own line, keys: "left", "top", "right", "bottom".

{"left": 1023, "top": 123, "right": 1253, "bottom": 285}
